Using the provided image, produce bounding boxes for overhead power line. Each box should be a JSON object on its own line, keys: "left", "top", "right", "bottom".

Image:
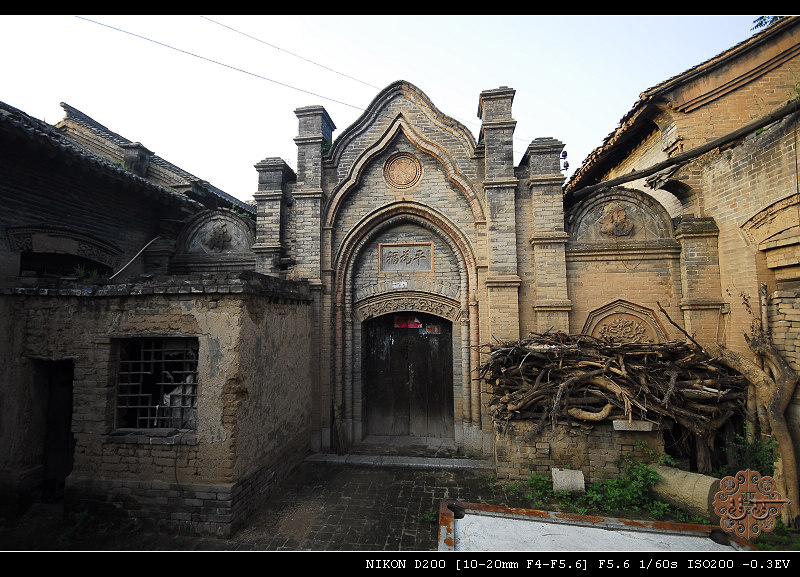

{"left": 198, "top": 16, "right": 540, "bottom": 155}
{"left": 199, "top": 15, "right": 383, "bottom": 91}
{"left": 74, "top": 15, "right": 363, "bottom": 111}
{"left": 75, "top": 15, "right": 539, "bottom": 158}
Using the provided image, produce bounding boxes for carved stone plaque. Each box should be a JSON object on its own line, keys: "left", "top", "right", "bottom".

{"left": 384, "top": 152, "right": 422, "bottom": 189}
{"left": 596, "top": 314, "right": 653, "bottom": 343}
{"left": 581, "top": 300, "right": 669, "bottom": 343}
{"left": 353, "top": 291, "right": 461, "bottom": 322}
{"left": 379, "top": 242, "right": 433, "bottom": 272}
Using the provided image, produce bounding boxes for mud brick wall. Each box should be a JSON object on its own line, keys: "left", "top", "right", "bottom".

{"left": 492, "top": 420, "right": 665, "bottom": 485}
{"left": 0, "top": 272, "right": 312, "bottom": 535}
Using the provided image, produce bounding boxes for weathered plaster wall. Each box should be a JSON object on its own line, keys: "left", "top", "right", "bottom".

{"left": 0, "top": 272, "right": 313, "bottom": 535}
{"left": 234, "top": 293, "right": 313, "bottom": 481}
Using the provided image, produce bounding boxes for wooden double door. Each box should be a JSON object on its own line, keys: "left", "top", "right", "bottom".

{"left": 363, "top": 312, "right": 454, "bottom": 438}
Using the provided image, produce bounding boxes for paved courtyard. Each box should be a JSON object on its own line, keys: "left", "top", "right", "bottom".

{"left": 1, "top": 438, "right": 496, "bottom": 551}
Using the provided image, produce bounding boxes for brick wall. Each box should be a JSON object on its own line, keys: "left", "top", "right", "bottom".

{"left": 564, "top": 189, "right": 684, "bottom": 339}
{"left": 493, "top": 420, "right": 665, "bottom": 485}
{"left": 0, "top": 272, "right": 313, "bottom": 535}
{"left": 700, "top": 112, "right": 800, "bottom": 356}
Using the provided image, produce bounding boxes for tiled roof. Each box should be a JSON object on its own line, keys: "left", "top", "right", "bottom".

{"left": 0, "top": 100, "right": 203, "bottom": 212}
{"left": 564, "top": 16, "right": 799, "bottom": 194}
{"left": 58, "top": 102, "right": 254, "bottom": 215}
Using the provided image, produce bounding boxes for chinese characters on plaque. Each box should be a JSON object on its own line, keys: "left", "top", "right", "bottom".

{"left": 380, "top": 243, "right": 432, "bottom": 272}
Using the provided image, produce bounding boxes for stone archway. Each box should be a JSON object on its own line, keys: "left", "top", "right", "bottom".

{"left": 331, "top": 205, "right": 478, "bottom": 449}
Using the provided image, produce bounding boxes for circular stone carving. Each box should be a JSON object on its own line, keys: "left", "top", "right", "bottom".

{"left": 384, "top": 153, "right": 422, "bottom": 189}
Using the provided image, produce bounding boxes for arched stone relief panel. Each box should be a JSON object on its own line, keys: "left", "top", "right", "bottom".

{"left": 566, "top": 188, "right": 675, "bottom": 245}
{"left": 332, "top": 202, "right": 480, "bottom": 441}
{"left": 177, "top": 210, "right": 255, "bottom": 255}
{"left": 353, "top": 291, "right": 464, "bottom": 323}
{"left": 581, "top": 300, "right": 669, "bottom": 343}
{"left": 334, "top": 202, "right": 477, "bottom": 304}
{"left": 172, "top": 210, "right": 256, "bottom": 272}
{"left": 352, "top": 219, "right": 461, "bottom": 304}
{"left": 325, "top": 114, "right": 485, "bottom": 230}
{"left": 327, "top": 80, "right": 479, "bottom": 190}
{"left": 741, "top": 193, "right": 800, "bottom": 282}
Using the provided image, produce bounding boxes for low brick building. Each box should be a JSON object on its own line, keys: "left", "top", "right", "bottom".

{"left": 0, "top": 101, "right": 312, "bottom": 535}
{"left": 1, "top": 17, "right": 798, "bottom": 535}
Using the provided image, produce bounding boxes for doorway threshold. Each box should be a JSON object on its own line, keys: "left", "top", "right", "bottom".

{"left": 306, "top": 435, "right": 493, "bottom": 470}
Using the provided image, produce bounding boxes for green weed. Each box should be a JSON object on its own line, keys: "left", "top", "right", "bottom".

{"left": 718, "top": 425, "right": 779, "bottom": 478}
{"left": 418, "top": 507, "right": 437, "bottom": 523}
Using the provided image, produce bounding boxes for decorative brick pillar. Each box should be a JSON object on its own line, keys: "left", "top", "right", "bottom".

{"left": 675, "top": 217, "right": 725, "bottom": 344}
{"left": 293, "top": 106, "right": 335, "bottom": 284}
{"left": 252, "top": 157, "right": 294, "bottom": 276}
{"left": 479, "top": 87, "right": 520, "bottom": 341}
{"left": 293, "top": 106, "right": 334, "bottom": 452}
{"left": 525, "top": 138, "right": 571, "bottom": 332}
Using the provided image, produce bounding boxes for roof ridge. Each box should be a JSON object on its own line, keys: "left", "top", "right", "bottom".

{"left": 58, "top": 103, "right": 253, "bottom": 213}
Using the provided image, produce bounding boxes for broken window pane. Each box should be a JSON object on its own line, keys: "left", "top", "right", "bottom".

{"left": 116, "top": 338, "right": 198, "bottom": 430}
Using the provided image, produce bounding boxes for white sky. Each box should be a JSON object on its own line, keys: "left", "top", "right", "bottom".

{"left": 0, "top": 15, "right": 760, "bottom": 202}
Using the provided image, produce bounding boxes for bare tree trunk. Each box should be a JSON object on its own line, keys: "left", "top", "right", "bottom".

{"left": 696, "top": 433, "right": 713, "bottom": 474}
{"left": 706, "top": 340, "right": 799, "bottom": 527}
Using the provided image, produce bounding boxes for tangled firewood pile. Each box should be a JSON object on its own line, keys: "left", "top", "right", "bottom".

{"left": 481, "top": 332, "right": 748, "bottom": 442}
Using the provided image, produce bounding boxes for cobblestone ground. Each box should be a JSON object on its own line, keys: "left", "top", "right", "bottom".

{"left": 1, "top": 461, "right": 497, "bottom": 551}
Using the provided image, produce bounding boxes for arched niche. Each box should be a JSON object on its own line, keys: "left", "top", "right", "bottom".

{"left": 566, "top": 187, "right": 675, "bottom": 245}
{"left": 171, "top": 210, "right": 256, "bottom": 273}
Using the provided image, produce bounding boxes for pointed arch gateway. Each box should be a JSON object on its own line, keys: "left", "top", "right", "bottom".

{"left": 331, "top": 204, "right": 479, "bottom": 446}
{"left": 317, "top": 80, "right": 485, "bottom": 452}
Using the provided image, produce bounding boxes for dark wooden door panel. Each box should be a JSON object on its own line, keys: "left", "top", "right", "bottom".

{"left": 364, "top": 312, "right": 453, "bottom": 438}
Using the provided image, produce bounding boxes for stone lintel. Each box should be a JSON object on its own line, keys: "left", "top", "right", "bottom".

{"left": 566, "top": 243, "right": 681, "bottom": 260}
{"left": 293, "top": 135, "right": 326, "bottom": 146}
{"left": 485, "top": 275, "right": 521, "bottom": 288}
{"left": 679, "top": 297, "right": 726, "bottom": 310}
{"left": 483, "top": 178, "right": 519, "bottom": 191}
{"left": 293, "top": 188, "right": 325, "bottom": 199}
{"left": 675, "top": 216, "right": 719, "bottom": 239}
{"left": 251, "top": 242, "right": 283, "bottom": 252}
{"left": 253, "top": 190, "right": 284, "bottom": 201}
{"left": 530, "top": 231, "right": 569, "bottom": 245}
{"left": 613, "top": 420, "right": 659, "bottom": 432}
{"left": 529, "top": 175, "right": 566, "bottom": 187}
{"left": 532, "top": 299, "right": 573, "bottom": 311}
{"left": 480, "top": 120, "right": 517, "bottom": 132}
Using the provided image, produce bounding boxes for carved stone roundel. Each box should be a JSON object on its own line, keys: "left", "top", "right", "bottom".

{"left": 384, "top": 153, "right": 422, "bottom": 189}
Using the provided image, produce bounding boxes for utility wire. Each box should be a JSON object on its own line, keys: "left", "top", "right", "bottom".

{"left": 74, "top": 15, "right": 363, "bottom": 111}
{"left": 200, "top": 15, "right": 383, "bottom": 91}
{"left": 199, "top": 16, "right": 540, "bottom": 155}
{"left": 76, "top": 15, "right": 543, "bottom": 160}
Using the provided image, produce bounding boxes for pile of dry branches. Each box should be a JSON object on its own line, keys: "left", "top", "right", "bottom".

{"left": 482, "top": 332, "right": 747, "bottom": 441}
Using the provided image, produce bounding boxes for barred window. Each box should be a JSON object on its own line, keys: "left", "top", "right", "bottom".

{"left": 116, "top": 338, "right": 198, "bottom": 430}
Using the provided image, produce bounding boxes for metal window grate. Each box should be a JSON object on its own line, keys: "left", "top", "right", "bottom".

{"left": 116, "top": 338, "right": 198, "bottom": 430}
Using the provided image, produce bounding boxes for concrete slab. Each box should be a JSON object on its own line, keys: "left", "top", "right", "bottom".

{"left": 438, "top": 502, "right": 756, "bottom": 552}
